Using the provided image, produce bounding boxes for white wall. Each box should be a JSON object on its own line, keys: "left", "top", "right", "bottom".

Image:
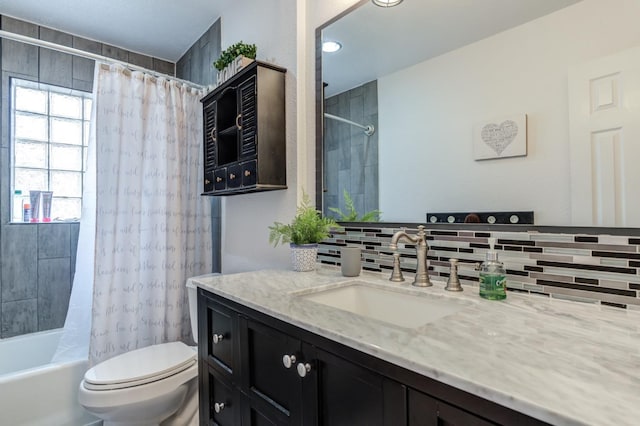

{"left": 378, "top": 0, "right": 640, "bottom": 224}
{"left": 218, "top": 0, "right": 359, "bottom": 273}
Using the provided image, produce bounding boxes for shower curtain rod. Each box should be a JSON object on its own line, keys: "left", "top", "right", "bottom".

{"left": 0, "top": 29, "right": 205, "bottom": 89}
{"left": 324, "top": 112, "right": 375, "bottom": 136}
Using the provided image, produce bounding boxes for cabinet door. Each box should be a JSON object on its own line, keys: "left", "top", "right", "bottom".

{"left": 203, "top": 100, "right": 217, "bottom": 192}
{"left": 310, "top": 345, "right": 406, "bottom": 426}
{"left": 207, "top": 366, "right": 242, "bottom": 426}
{"left": 201, "top": 295, "right": 239, "bottom": 376}
{"left": 238, "top": 75, "right": 258, "bottom": 159}
{"left": 240, "top": 317, "right": 304, "bottom": 425}
{"left": 408, "top": 389, "right": 496, "bottom": 426}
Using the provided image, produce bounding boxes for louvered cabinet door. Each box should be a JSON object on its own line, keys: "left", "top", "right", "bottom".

{"left": 203, "top": 99, "right": 217, "bottom": 194}
{"left": 238, "top": 75, "right": 257, "bottom": 160}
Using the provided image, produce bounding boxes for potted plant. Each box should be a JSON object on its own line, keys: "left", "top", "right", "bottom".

{"left": 213, "top": 41, "right": 257, "bottom": 71}
{"left": 269, "top": 192, "right": 339, "bottom": 271}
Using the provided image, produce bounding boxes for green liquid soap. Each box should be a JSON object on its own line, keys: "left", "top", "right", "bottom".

{"left": 479, "top": 272, "right": 506, "bottom": 300}
{"left": 479, "top": 237, "right": 507, "bottom": 300}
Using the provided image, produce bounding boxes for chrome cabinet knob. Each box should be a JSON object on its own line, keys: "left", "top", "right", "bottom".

{"left": 282, "top": 354, "right": 296, "bottom": 369}
{"left": 297, "top": 362, "right": 312, "bottom": 378}
{"left": 214, "top": 402, "right": 225, "bottom": 413}
{"left": 212, "top": 334, "right": 224, "bottom": 344}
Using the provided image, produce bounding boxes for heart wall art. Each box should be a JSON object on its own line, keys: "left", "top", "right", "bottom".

{"left": 473, "top": 114, "right": 527, "bottom": 160}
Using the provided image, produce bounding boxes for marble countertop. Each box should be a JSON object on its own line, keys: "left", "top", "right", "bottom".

{"left": 188, "top": 267, "right": 640, "bottom": 426}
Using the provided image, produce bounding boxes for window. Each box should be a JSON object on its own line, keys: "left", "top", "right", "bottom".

{"left": 10, "top": 78, "right": 92, "bottom": 222}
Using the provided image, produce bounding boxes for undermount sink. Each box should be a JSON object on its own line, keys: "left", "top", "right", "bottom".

{"left": 295, "top": 281, "right": 470, "bottom": 329}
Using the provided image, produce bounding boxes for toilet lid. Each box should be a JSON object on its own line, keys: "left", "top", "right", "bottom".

{"left": 83, "top": 341, "right": 196, "bottom": 391}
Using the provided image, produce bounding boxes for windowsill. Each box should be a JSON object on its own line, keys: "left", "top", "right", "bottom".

{"left": 8, "top": 220, "right": 80, "bottom": 225}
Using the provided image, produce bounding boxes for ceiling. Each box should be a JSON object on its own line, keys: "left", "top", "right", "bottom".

{"left": 322, "top": 0, "right": 582, "bottom": 97}
{"left": 0, "top": 0, "right": 229, "bottom": 61}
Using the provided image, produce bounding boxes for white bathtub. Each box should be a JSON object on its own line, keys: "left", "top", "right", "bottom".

{"left": 0, "top": 329, "right": 100, "bottom": 426}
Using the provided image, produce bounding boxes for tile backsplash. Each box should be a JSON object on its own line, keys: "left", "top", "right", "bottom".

{"left": 318, "top": 225, "right": 640, "bottom": 309}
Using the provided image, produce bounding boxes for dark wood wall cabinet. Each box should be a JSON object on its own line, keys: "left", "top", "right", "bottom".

{"left": 197, "top": 289, "right": 548, "bottom": 426}
{"left": 201, "top": 61, "right": 287, "bottom": 196}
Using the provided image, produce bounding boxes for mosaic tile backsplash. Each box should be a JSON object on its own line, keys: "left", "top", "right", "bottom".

{"left": 318, "top": 225, "right": 640, "bottom": 309}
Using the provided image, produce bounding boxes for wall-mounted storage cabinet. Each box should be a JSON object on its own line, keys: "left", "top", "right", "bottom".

{"left": 201, "top": 61, "right": 287, "bottom": 196}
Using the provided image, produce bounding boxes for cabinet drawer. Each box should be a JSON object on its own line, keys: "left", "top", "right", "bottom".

{"left": 227, "top": 164, "right": 243, "bottom": 189}
{"left": 214, "top": 168, "right": 227, "bottom": 191}
{"left": 204, "top": 170, "right": 215, "bottom": 193}
{"left": 208, "top": 367, "right": 241, "bottom": 426}
{"left": 242, "top": 160, "right": 257, "bottom": 186}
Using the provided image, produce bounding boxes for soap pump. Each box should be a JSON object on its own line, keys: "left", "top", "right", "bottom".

{"left": 479, "top": 237, "right": 506, "bottom": 300}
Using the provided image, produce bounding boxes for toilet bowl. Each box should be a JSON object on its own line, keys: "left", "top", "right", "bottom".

{"left": 78, "top": 280, "right": 203, "bottom": 426}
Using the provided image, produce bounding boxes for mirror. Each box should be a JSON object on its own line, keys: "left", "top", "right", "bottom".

{"left": 317, "top": 0, "right": 640, "bottom": 227}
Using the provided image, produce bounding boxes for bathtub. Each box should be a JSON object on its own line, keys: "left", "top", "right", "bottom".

{"left": 0, "top": 329, "right": 99, "bottom": 426}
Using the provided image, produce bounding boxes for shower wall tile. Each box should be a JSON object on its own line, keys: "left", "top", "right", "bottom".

{"left": 1, "top": 39, "right": 38, "bottom": 77}
{"left": 38, "top": 223, "right": 71, "bottom": 259}
{"left": 2, "top": 298, "right": 37, "bottom": 338}
{"left": 39, "top": 49, "right": 73, "bottom": 87}
{"left": 38, "top": 257, "right": 71, "bottom": 331}
{"left": 1, "top": 16, "right": 38, "bottom": 37}
{"left": 1, "top": 224, "right": 38, "bottom": 302}
{"left": 128, "top": 52, "right": 154, "bottom": 70}
{"left": 177, "top": 18, "right": 222, "bottom": 273}
{"left": 0, "top": 16, "right": 180, "bottom": 337}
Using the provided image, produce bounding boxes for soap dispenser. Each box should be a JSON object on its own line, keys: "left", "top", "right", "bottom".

{"left": 479, "top": 237, "right": 506, "bottom": 300}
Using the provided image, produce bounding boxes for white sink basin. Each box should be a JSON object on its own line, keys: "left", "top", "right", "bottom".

{"left": 296, "top": 281, "right": 470, "bottom": 329}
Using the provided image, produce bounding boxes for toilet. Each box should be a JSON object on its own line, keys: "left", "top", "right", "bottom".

{"left": 78, "top": 281, "right": 201, "bottom": 426}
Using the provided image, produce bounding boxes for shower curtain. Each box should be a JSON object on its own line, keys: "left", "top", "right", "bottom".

{"left": 54, "top": 63, "right": 212, "bottom": 366}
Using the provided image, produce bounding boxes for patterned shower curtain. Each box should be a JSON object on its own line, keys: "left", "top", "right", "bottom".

{"left": 88, "top": 63, "right": 212, "bottom": 365}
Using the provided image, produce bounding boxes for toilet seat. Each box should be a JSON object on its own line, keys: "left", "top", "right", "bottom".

{"left": 83, "top": 341, "right": 196, "bottom": 391}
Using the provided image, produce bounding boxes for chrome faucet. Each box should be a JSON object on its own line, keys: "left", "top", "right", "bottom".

{"left": 389, "top": 225, "right": 432, "bottom": 287}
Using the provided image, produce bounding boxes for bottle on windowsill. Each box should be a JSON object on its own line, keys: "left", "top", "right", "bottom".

{"left": 479, "top": 237, "right": 506, "bottom": 300}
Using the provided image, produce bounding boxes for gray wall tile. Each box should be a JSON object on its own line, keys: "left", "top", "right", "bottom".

{"left": 129, "top": 52, "right": 154, "bottom": 70}
{"left": 38, "top": 223, "right": 70, "bottom": 259}
{"left": 72, "top": 57, "right": 95, "bottom": 84}
{"left": 102, "top": 44, "right": 129, "bottom": 62}
{"left": 2, "top": 298, "right": 37, "bottom": 337}
{"left": 1, "top": 225, "right": 38, "bottom": 302}
{"left": 38, "top": 257, "right": 71, "bottom": 330}
{"left": 1, "top": 16, "right": 38, "bottom": 37}
{"left": 153, "top": 58, "right": 175, "bottom": 76}
{"left": 176, "top": 19, "right": 221, "bottom": 272}
{"left": 39, "top": 49, "right": 73, "bottom": 87}
{"left": 39, "top": 27, "right": 73, "bottom": 47}
{"left": 72, "top": 36, "right": 102, "bottom": 54}
{"left": 1, "top": 39, "right": 38, "bottom": 77}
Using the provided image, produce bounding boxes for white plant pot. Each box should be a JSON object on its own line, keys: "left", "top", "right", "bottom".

{"left": 290, "top": 244, "right": 318, "bottom": 272}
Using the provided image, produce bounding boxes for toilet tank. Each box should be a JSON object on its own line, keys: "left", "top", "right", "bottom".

{"left": 186, "top": 274, "right": 220, "bottom": 344}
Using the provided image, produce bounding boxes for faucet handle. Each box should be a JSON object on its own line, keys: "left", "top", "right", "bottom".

{"left": 389, "top": 252, "right": 405, "bottom": 282}
{"left": 445, "top": 258, "right": 463, "bottom": 292}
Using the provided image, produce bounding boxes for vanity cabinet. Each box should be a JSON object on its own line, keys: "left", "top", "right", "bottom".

{"left": 198, "top": 289, "right": 547, "bottom": 426}
{"left": 201, "top": 61, "right": 286, "bottom": 196}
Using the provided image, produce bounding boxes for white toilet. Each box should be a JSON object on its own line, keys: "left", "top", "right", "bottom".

{"left": 78, "top": 281, "right": 201, "bottom": 426}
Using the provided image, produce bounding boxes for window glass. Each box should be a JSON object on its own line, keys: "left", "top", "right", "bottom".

{"left": 10, "top": 78, "right": 92, "bottom": 222}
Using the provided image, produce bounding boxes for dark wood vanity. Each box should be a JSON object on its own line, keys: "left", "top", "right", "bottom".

{"left": 197, "top": 288, "right": 547, "bottom": 426}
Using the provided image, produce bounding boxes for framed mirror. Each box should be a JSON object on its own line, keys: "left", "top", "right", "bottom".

{"left": 316, "top": 0, "right": 640, "bottom": 229}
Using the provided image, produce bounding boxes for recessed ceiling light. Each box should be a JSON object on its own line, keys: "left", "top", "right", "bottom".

{"left": 322, "top": 41, "right": 342, "bottom": 53}
{"left": 372, "top": 0, "right": 404, "bottom": 7}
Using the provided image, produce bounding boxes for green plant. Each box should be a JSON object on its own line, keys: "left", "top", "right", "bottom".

{"left": 328, "top": 189, "right": 382, "bottom": 222}
{"left": 269, "top": 192, "right": 339, "bottom": 246}
{"left": 213, "top": 41, "right": 257, "bottom": 71}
